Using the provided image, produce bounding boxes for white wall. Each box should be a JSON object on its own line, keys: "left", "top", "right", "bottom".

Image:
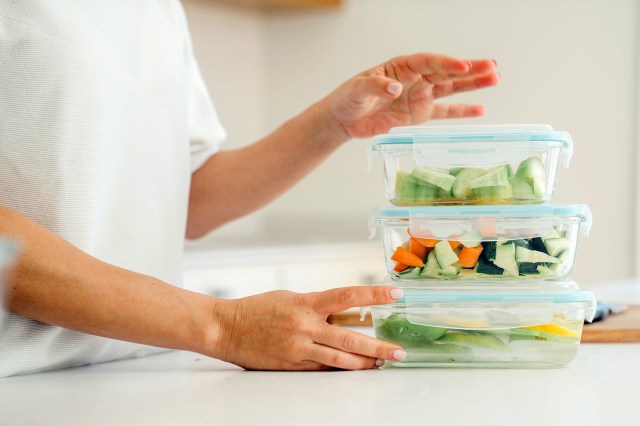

{"left": 183, "top": 0, "right": 638, "bottom": 285}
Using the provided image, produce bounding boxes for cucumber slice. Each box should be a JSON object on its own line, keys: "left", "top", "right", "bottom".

{"left": 395, "top": 171, "right": 438, "bottom": 204}
{"left": 515, "top": 156, "right": 546, "bottom": 198}
{"left": 472, "top": 184, "right": 514, "bottom": 202}
{"left": 544, "top": 238, "right": 570, "bottom": 257}
{"left": 411, "top": 167, "right": 456, "bottom": 192}
{"left": 437, "top": 331, "right": 508, "bottom": 351}
{"left": 469, "top": 164, "right": 510, "bottom": 189}
{"left": 509, "top": 176, "right": 535, "bottom": 199}
{"left": 515, "top": 246, "right": 560, "bottom": 264}
{"left": 449, "top": 167, "right": 465, "bottom": 177}
{"left": 493, "top": 243, "right": 519, "bottom": 276}
{"left": 419, "top": 250, "right": 440, "bottom": 277}
{"left": 377, "top": 314, "right": 448, "bottom": 343}
{"left": 476, "top": 254, "right": 504, "bottom": 275}
{"left": 434, "top": 240, "right": 459, "bottom": 268}
{"left": 451, "top": 168, "right": 486, "bottom": 198}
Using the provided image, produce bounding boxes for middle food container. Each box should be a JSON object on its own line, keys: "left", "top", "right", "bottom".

{"left": 370, "top": 204, "right": 591, "bottom": 282}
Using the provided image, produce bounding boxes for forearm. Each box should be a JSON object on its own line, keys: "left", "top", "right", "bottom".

{"left": 186, "top": 97, "right": 350, "bottom": 239}
{"left": 0, "top": 206, "right": 226, "bottom": 357}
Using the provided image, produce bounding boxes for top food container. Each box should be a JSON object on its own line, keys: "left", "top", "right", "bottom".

{"left": 371, "top": 124, "right": 573, "bottom": 206}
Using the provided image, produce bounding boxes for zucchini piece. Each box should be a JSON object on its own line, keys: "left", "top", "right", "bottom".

{"left": 476, "top": 255, "right": 504, "bottom": 275}
{"left": 419, "top": 250, "right": 440, "bottom": 278}
{"left": 529, "top": 237, "right": 548, "bottom": 254}
{"left": 481, "top": 241, "right": 502, "bottom": 261}
{"left": 518, "top": 262, "right": 542, "bottom": 275}
{"left": 509, "top": 239, "right": 532, "bottom": 249}
{"left": 411, "top": 167, "right": 456, "bottom": 192}
{"left": 544, "top": 238, "right": 570, "bottom": 257}
{"left": 434, "top": 240, "right": 459, "bottom": 268}
{"left": 515, "top": 246, "right": 560, "bottom": 264}
{"left": 493, "top": 243, "right": 519, "bottom": 276}
{"left": 398, "top": 266, "right": 422, "bottom": 278}
{"left": 459, "top": 229, "right": 482, "bottom": 248}
{"left": 438, "top": 263, "right": 461, "bottom": 277}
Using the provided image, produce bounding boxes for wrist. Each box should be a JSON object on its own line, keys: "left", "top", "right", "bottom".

{"left": 194, "top": 295, "right": 238, "bottom": 361}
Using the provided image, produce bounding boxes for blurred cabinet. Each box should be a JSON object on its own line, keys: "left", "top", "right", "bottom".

{"left": 210, "top": 0, "right": 340, "bottom": 9}
{"left": 182, "top": 242, "right": 386, "bottom": 298}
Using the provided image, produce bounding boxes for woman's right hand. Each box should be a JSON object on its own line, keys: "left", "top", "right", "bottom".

{"left": 205, "top": 286, "right": 406, "bottom": 370}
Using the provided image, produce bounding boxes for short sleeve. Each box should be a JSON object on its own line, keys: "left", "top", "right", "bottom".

{"left": 187, "top": 55, "right": 227, "bottom": 173}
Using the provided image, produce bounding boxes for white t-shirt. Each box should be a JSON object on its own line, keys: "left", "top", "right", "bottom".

{"left": 0, "top": 0, "right": 226, "bottom": 377}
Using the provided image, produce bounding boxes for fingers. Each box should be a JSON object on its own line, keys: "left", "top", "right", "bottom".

{"left": 307, "top": 345, "right": 376, "bottom": 370}
{"left": 402, "top": 54, "right": 497, "bottom": 80}
{"left": 309, "top": 286, "right": 403, "bottom": 316}
{"left": 349, "top": 75, "right": 404, "bottom": 103}
{"left": 432, "top": 72, "right": 501, "bottom": 98}
{"left": 430, "top": 103, "right": 487, "bottom": 119}
{"left": 313, "top": 322, "right": 405, "bottom": 364}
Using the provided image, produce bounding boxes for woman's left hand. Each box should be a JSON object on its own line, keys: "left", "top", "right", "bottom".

{"left": 327, "top": 53, "right": 500, "bottom": 139}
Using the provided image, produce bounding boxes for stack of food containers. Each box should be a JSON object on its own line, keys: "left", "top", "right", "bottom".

{"left": 368, "top": 125, "right": 596, "bottom": 368}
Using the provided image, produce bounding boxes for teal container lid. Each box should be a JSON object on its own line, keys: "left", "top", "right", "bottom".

{"left": 399, "top": 289, "right": 595, "bottom": 304}
{"left": 375, "top": 204, "right": 590, "bottom": 218}
{"left": 373, "top": 124, "right": 571, "bottom": 145}
{"left": 371, "top": 124, "right": 573, "bottom": 168}
{"left": 372, "top": 204, "right": 592, "bottom": 237}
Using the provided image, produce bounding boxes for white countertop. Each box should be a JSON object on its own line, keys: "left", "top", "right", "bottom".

{"left": 1, "top": 342, "right": 639, "bottom": 426}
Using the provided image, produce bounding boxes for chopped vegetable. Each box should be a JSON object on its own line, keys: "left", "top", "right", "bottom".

{"left": 457, "top": 245, "right": 484, "bottom": 268}
{"left": 391, "top": 246, "right": 425, "bottom": 268}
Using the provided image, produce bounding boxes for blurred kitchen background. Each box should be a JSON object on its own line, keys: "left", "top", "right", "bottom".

{"left": 180, "top": 0, "right": 638, "bottom": 298}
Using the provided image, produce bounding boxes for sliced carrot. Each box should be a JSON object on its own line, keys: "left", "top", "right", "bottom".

{"left": 409, "top": 238, "right": 428, "bottom": 261}
{"left": 393, "top": 262, "right": 409, "bottom": 273}
{"left": 449, "top": 240, "right": 461, "bottom": 250}
{"left": 391, "top": 246, "right": 425, "bottom": 268}
{"left": 457, "top": 245, "right": 484, "bottom": 268}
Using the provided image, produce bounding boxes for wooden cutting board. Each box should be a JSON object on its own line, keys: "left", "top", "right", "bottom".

{"left": 328, "top": 304, "right": 640, "bottom": 343}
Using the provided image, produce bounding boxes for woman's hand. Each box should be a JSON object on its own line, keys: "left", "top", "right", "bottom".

{"left": 208, "top": 286, "right": 405, "bottom": 371}
{"left": 327, "top": 53, "right": 500, "bottom": 139}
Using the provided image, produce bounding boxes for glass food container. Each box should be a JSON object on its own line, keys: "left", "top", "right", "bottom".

{"left": 371, "top": 124, "right": 572, "bottom": 206}
{"left": 371, "top": 204, "right": 591, "bottom": 282}
{"left": 370, "top": 285, "right": 596, "bottom": 368}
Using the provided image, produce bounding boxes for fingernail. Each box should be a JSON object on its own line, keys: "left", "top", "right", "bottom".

{"left": 375, "top": 359, "right": 385, "bottom": 367}
{"left": 393, "top": 349, "right": 406, "bottom": 361}
{"left": 386, "top": 82, "right": 402, "bottom": 95}
{"left": 492, "top": 59, "right": 498, "bottom": 65}
{"left": 389, "top": 289, "right": 404, "bottom": 300}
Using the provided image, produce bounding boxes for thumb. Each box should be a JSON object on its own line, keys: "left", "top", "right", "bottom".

{"left": 350, "top": 76, "right": 403, "bottom": 103}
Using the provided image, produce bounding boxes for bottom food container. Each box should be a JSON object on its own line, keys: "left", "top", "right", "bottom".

{"left": 370, "top": 283, "right": 595, "bottom": 368}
